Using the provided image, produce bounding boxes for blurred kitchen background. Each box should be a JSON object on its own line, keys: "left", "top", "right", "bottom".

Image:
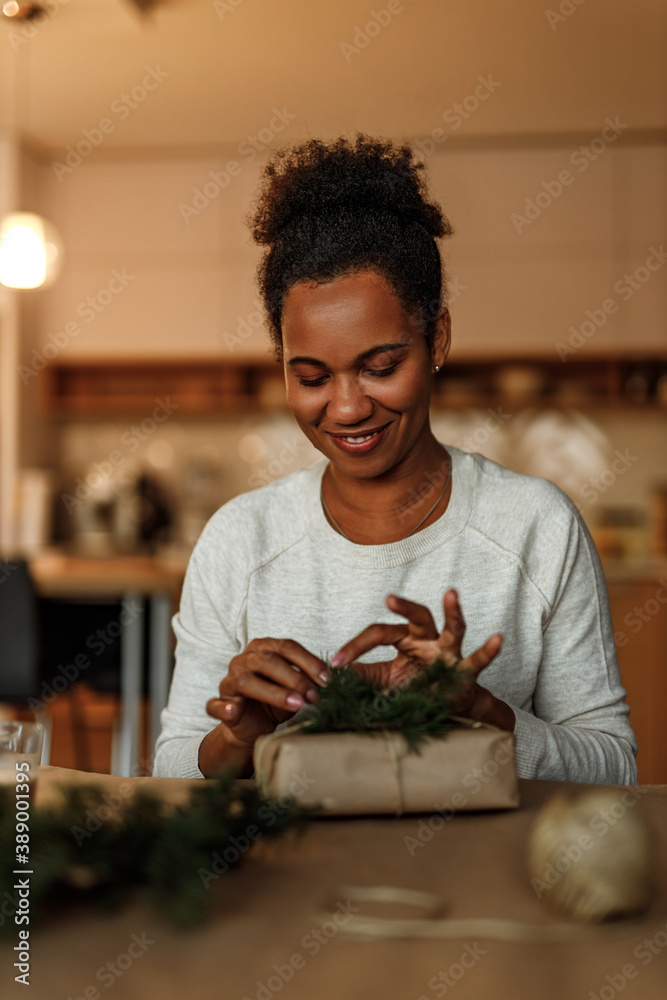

{"left": 0, "top": 0, "right": 665, "bottom": 779}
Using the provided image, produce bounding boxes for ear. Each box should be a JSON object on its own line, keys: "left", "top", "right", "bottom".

{"left": 431, "top": 308, "right": 451, "bottom": 369}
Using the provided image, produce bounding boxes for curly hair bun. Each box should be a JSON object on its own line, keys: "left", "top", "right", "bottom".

{"left": 249, "top": 134, "right": 451, "bottom": 246}
{"left": 247, "top": 133, "right": 453, "bottom": 359}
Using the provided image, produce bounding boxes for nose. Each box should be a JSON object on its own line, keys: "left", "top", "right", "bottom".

{"left": 326, "top": 374, "right": 374, "bottom": 427}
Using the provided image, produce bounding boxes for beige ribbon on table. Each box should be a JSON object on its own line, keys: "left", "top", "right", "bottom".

{"left": 314, "top": 885, "right": 637, "bottom": 944}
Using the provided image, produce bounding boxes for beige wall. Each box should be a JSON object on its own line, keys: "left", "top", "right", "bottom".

{"left": 19, "top": 135, "right": 667, "bottom": 557}
{"left": 28, "top": 137, "right": 667, "bottom": 361}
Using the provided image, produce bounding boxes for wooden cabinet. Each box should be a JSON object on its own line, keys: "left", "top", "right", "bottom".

{"left": 41, "top": 357, "right": 286, "bottom": 416}
{"left": 607, "top": 574, "right": 667, "bottom": 783}
{"left": 41, "top": 354, "right": 667, "bottom": 417}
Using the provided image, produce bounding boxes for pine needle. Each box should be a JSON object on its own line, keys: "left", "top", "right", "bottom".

{"left": 299, "top": 656, "right": 468, "bottom": 752}
{"left": 0, "top": 768, "right": 305, "bottom": 934}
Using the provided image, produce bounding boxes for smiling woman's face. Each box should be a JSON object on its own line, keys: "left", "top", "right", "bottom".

{"left": 281, "top": 269, "right": 450, "bottom": 481}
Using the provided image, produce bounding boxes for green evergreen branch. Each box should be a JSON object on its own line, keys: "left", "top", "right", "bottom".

{"left": 0, "top": 769, "right": 305, "bottom": 934}
{"left": 299, "top": 656, "right": 468, "bottom": 752}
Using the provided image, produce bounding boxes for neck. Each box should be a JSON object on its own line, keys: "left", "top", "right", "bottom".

{"left": 322, "top": 437, "right": 451, "bottom": 544}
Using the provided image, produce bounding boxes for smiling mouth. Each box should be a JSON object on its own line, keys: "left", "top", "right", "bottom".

{"left": 325, "top": 422, "right": 392, "bottom": 454}
{"left": 327, "top": 423, "right": 390, "bottom": 443}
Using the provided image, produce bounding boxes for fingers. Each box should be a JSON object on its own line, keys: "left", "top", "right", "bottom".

{"left": 330, "top": 595, "right": 438, "bottom": 668}
{"left": 229, "top": 648, "right": 322, "bottom": 699}
{"left": 385, "top": 595, "right": 439, "bottom": 639}
{"left": 221, "top": 658, "right": 313, "bottom": 712}
{"left": 206, "top": 694, "right": 245, "bottom": 723}
{"left": 330, "top": 623, "right": 409, "bottom": 668}
{"left": 215, "top": 638, "right": 330, "bottom": 717}
{"left": 458, "top": 633, "right": 504, "bottom": 679}
{"left": 441, "top": 589, "right": 466, "bottom": 657}
{"left": 346, "top": 659, "right": 392, "bottom": 686}
{"left": 440, "top": 591, "right": 502, "bottom": 680}
{"left": 247, "top": 637, "right": 332, "bottom": 687}
{"left": 235, "top": 670, "right": 313, "bottom": 711}
{"left": 443, "top": 588, "right": 466, "bottom": 638}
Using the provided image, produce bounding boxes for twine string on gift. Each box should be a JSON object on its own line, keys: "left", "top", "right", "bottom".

{"left": 257, "top": 723, "right": 409, "bottom": 815}
{"left": 314, "top": 886, "right": 638, "bottom": 944}
{"left": 382, "top": 731, "right": 405, "bottom": 817}
{"left": 253, "top": 721, "right": 307, "bottom": 799}
{"left": 255, "top": 716, "right": 507, "bottom": 811}
{"left": 380, "top": 716, "right": 508, "bottom": 817}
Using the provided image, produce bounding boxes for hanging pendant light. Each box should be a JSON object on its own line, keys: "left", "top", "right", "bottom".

{"left": 0, "top": 212, "right": 63, "bottom": 289}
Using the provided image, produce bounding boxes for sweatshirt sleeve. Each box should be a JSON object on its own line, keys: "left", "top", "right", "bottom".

{"left": 152, "top": 511, "right": 246, "bottom": 778}
{"left": 512, "top": 504, "right": 638, "bottom": 784}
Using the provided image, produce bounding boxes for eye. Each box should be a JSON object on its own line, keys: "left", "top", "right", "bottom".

{"left": 365, "top": 364, "right": 398, "bottom": 378}
{"left": 295, "top": 362, "right": 399, "bottom": 387}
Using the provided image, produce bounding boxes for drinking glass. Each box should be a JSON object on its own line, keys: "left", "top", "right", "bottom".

{"left": 0, "top": 720, "right": 45, "bottom": 800}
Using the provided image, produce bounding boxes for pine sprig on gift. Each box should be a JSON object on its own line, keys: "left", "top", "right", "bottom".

{"left": 0, "top": 768, "right": 306, "bottom": 934}
{"left": 298, "top": 655, "right": 468, "bottom": 752}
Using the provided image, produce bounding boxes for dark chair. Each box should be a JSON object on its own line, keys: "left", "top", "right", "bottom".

{"left": 38, "top": 597, "right": 127, "bottom": 773}
{"left": 0, "top": 559, "right": 50, "bottom": 762}
{"left": 38, "top": 597, "right": 154, "bottom": 774}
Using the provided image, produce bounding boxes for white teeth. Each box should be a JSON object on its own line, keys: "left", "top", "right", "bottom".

{"left": 343, "top": 434, "right": 375, "bottom": 443}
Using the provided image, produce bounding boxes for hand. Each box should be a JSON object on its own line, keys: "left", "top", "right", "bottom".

{"left": 205, "top": 638, "right": 332, "bottom": 750}
{"left": 330, "top": 590, "right": 505, "bottom": 722}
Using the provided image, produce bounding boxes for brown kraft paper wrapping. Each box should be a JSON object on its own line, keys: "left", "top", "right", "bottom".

{"left": 253, "top": 723, "right": 520, "bottom": 816}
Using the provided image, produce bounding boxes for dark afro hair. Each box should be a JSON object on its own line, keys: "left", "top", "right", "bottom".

{"left": 247, "top": 134, "right": 453, "bottom": 361}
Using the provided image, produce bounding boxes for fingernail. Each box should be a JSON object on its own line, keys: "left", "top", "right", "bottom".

{"left": 306, "top": 689, "right": 320, "bottom": 704}
{"left": 286, "top": 694, "right": 305, "bottom": 709}
{"left": 330, "top": 652, "right": 345, "bottom": 667}
{"left": 319, "top": 669, "right": 332, "bottom": 684}
{"left": 223, "top": 703, "right": 237, "bottom": 718}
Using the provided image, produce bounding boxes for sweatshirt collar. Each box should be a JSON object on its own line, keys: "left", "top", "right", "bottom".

{"left": 302, "top": 445, "right": 473, "bottom": 568}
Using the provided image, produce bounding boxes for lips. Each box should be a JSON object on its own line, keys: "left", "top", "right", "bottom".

{"left": 326, "top": 422, "right": 391, "bottom": 455}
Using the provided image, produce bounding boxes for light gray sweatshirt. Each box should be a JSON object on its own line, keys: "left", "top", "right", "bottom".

{"left": 153, "top": 445, "right": 638, "bottom": 784}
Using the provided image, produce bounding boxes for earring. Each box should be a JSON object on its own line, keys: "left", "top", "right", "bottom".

{"left": 433, "top": 365, "right": 441, "bottom": 373}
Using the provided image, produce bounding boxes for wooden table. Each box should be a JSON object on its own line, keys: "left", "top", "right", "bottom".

{"left": 30, "top": 554, "right": 186, "bottom": 776}
{"left": 2, "top": 767, "right": 666, "bottom": 1000}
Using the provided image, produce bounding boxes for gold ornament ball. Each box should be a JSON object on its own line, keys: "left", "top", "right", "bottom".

{"left": 528, "top": 789, "right": 656, "bottom": 923}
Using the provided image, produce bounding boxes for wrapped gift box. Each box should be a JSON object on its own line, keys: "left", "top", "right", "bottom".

{"left": 253, "top": 722, "right": 519, "bottom": 816}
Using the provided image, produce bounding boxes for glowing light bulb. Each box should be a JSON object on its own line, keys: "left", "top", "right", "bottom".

{"left": 0, "top": 213, "right": 63, "bottom": 289}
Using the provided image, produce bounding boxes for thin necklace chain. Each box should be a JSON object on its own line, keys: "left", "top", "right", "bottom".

{"left": 320, "top": 454, "right": 452, "bottom": 543}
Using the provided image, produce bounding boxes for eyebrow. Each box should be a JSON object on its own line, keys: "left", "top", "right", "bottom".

{"left": 286, "top": 342, "right": 411, "bottom": 368}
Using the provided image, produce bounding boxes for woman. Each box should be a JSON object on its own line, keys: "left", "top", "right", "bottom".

{"left": 154, "top": 135, "right": 637, "bottom": 784}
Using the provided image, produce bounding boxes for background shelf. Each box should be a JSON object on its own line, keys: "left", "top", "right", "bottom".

{"left": 42, "top": 354, "right": 667, "bottom": 417}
